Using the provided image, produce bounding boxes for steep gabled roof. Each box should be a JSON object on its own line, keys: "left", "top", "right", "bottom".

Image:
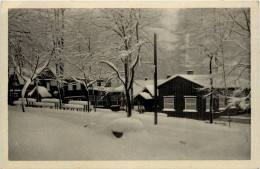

{"left": 107, "top": 79, "right": 165, "bottom": 97}
{"left": 28, "top": 86, "right": 52, "bottom": 98}
{"left": 139, "top": 92, "right": 153, "bottom": 100}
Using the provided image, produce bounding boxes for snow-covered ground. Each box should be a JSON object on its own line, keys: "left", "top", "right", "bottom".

{"left": 8, "top": 106, "right": 250, "bottom": 160}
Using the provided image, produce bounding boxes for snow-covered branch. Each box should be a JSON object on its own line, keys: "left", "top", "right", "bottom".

{"left": 100, "top": 60, "right": 125, "bottom": 85}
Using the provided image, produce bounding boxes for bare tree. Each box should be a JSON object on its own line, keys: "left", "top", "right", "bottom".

{"left": 8, "top": 9, "right": 57, "bottom": 112}
{"left": 10, "top": 42, "right": 50, "bottom": 112}
{"left": 93, "top": 9, "right": 154, "bottom": 117}
{"left": 173, "top": 8, "right": 250, "bottom": 123}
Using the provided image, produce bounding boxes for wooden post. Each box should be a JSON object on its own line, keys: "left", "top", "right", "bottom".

{"left": 154, "top": 33, "right": 158, "bottom": 125}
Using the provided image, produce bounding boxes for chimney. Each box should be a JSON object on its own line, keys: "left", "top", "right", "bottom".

{"left": 166, "top": 74, "right": 171, "bottom": 79}
{"left": 187, "top": 70, "right": 194, "bottom": 75}
{"left": 145, "top": 77, "right": 148, "bottom": 81}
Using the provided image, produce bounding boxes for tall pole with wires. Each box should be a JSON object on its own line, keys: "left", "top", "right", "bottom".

{"left": 154, "top": 33, "right": 158, "bottom": 125}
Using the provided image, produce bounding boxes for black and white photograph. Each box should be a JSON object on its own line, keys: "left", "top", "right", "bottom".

{"left": 2, "top": 1, "right": 259, "bottom": 168}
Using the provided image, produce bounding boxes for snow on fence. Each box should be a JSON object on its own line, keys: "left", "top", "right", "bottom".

{"left": 41, "top": 99, "right": 60, "bottom": 109}
{"left": 13, "top": 100, "right": 27, "bottom": 105}
{"left": 34, "top": 102, "right": 55, "bottom": 108}
{"left": 16, "top": 98, "right": 36, "bottom": 106}
{"left": 68, "top": 101, "right": 92, "bottom": 111}
{"left": 63, "top": 104, "right": 84, "bottom": 111}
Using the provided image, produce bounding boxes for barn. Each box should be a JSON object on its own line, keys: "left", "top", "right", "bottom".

{"left": 157, "top": 71, "right": 250, "bottom": 120}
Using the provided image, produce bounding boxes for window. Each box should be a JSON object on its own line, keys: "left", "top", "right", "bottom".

{"left": 219, "top": 97, "right": 226, "bottom": 110}
{"left": 227, "top": 98, "right": 236, "bottom": 109}
{"left": 111, "top": 96, "right": 119, "bottom": 106}
{"left": 97, "top": 96, "right": 103, "bottom": 106}
{"left": 68, "top": 84, "right": 73, "bottom": 91}
{"left": 46, "top": 82, "right": 50, "bottom": 91}
{"left": 50, "top": 81, "right": 57, "bottom": 86}
{"left": 184, "top": 97, "right": 197, "bottom": 112}
{"left": 163, "top": 96, "right": 175, "bottom": 111}
{"left": 76, "top": 83, "right": 81, "bottom": 90}
{"left": 111, "top": 99, "right": 118, "bottom": 106}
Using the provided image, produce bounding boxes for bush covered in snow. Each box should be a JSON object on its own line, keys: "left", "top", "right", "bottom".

{"left": 110, "top": 118, "right": 144, "bottom": 133}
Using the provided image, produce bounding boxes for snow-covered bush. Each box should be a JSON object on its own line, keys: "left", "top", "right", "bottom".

{"left": 227, "top": 96, "right": 250, "bottom": 110}
{"left": 110, "top": 118, "right": 144, "bottom": 134}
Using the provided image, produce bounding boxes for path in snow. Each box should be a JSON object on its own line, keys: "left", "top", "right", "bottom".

{"left": 8, "top": 106, "right": 250, "bottom": 160}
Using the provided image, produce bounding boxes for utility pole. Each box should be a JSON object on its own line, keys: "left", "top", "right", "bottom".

{"left": 209, "top": 56, "right": 213, "bottom": 124}
{"left": 154, "top": 33, "right": 158, "bottom": 125}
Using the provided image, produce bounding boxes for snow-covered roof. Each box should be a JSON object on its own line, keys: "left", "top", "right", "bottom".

{"left": 145, "top": 85, "right": 155, "bottom": 96}
{"left": 139, "top": 92, "right": 153, "bottom": 100}
{"left": 28, "top": 86, "right": 52, "bottom": 98}
{"left": 158, "top": 74, "right": 250, "bottom": 89}
{"left": 48, "top": 67, "right": 56, "bottom": 75}
{"left": 135, "top": 79, "right": 165, "bottom": 86}
{"left": 106, "top": 79, "right": 165, "bottom": 97}
{"left": 9, "top": 67, "right": 25, "bottom": 85}
{"left": 106, "top": 82, "right": 145, "bottom": 97}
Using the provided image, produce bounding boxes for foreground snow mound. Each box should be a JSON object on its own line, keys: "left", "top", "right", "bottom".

{"left": 110, "top": 118, "right": 144, "bottom": 133}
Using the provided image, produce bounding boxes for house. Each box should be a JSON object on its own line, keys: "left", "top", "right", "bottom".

{"left": 105, "top": 78, "right": 164, "bottom": 111}
{"left": 63, "top": 77, "right": 112, "bottom": 105}
{"left": 8, "top": 67, "right": 58, "bottom": 103}
{"left": 157, "top": 70, "right": 250, "bottom": 120}
{"left": 37, "top": 67, "right": 57, "bottom": 93}
{"left": 134, "top": 78, "right": 164, "bottom": 112}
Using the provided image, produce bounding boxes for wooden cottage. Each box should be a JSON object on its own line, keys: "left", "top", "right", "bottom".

{"left": 157, "top": 72, "right": 250, "bottom": 120}
{"left": 8, "top": 67, "right": 58, "bottom": 103}
{"left": 134, "top": 79, "right": 164, "bottom": 112}
{"left": 63, "top": 78, "right": 111, "bottom": 105}
{"left": 106, "top": 79, "right": 164, "bottom": 112}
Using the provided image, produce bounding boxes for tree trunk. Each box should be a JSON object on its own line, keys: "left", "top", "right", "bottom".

{"left": 11, "top": 72, "right": 16, "bottom": 105}
{"left": 21, "top": 79, "right": 31, "bottom": 112}
{"left": 11, "top": 81, "right": 15, "bottom": 105}
{"left": 126, "top": 89, "right": 132, "bottom": 117}
{"left": 57, "top": 81, "right": 62, "bottom": 109}
{"left": 87, "top": 88, "right": 90, "bottom": 112}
